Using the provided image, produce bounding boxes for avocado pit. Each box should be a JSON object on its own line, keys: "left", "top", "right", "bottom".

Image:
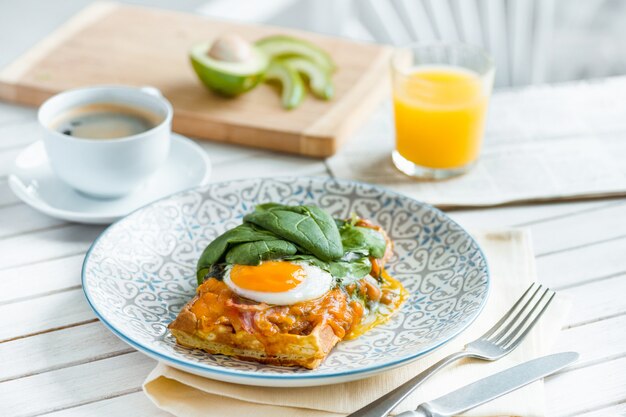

{"left": 207, "top": 34, "right": 252, "bottom": 63}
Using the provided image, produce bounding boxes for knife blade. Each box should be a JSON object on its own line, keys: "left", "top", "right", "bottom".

{"left": 396, "top": 352, "right": 579, "bottom": 417}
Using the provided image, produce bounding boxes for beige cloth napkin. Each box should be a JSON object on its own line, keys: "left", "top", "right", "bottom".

{"left": 144, "top": 229, "right": 570, "bottom": 417}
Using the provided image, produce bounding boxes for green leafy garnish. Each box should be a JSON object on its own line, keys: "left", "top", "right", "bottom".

{"left": 339, "top": 222, "right": 387, "bottom": 259}
{"left": 196, "top": 223, "right": 292, "bottom": 283}
{"left": 225, "top": 240, "right": 298, "bottom": 265}
{"left": 243, "top": 203, "right": 343, "bottom": 261}
{"left": 196, "top": 204, "right": 387, "bottom": 287}
{"left": 282, "top": 255, "right": 372, "bottom": 283}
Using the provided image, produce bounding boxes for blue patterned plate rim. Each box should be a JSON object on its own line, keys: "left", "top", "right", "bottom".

{"left": 82, "top": 176, "right": 490, "bottom": 381}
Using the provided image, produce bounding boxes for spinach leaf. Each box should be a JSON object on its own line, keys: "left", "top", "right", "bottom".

{"left": 197, "top": 223, "right": 278, "bottom": 265}
{"left": 195, "top": 205, "right": 384, "bottom": 286}
{"left": 197, "top": 223, "right": 285, "bottom": 283}
{"left": 339, "top": 222, "right": 387, "bottom": 259}
{"left": 198, "top": 263, "right": 228, "bottom": 284}
{"left": 283, "top": 254, "right": 372, "bottom": 281}
{"left": 225, "top": 240, "right": 298, "bottom": 265}
{"left": 328, "top": 257, "right": 372, "bottom": 281}
{"left": 243, "top": 204, "right": 343, "bottom": 261}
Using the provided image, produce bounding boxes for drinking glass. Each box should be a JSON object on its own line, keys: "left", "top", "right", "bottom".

{"left": 391, "top": 43, "right": 494, "bottom": 179}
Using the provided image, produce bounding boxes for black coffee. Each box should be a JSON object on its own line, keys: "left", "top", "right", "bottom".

{"left": 51, "top": 103, "right": 162, "bottom": 139}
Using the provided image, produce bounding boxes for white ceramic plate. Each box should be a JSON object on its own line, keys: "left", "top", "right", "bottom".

{"left": 8, "top": 133, "right": 211, "bottom": 224}
{"left": 82, "top": 177, "right": 489, "bottom": 386}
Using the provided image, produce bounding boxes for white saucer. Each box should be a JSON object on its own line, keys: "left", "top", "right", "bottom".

{"left": 9, "top": 133, "right": 211, "bottom": 224}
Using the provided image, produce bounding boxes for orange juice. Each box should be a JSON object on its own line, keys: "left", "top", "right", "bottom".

{"left": 393, "top": 65, "right": 488, "bottom": 169}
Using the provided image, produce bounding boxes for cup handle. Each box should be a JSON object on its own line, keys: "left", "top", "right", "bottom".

{"left": 140, "top": 86, "right": 163, "bottom": 98}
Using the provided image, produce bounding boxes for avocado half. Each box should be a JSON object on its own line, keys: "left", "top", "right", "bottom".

{"left": 190, "top": 41, "right": 269, "bottom": 97}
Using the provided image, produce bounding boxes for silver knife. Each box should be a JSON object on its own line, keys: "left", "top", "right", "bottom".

{"left": 395, "top": 352, "right": 579, "bottom": 417}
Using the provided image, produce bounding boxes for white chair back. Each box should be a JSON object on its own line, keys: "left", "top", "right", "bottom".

{"left": 351, "top": 0, "right": 556, "bottom": 87}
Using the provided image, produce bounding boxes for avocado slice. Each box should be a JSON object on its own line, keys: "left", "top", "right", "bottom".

{"left": 282, "top": 57, "right": 334, "bottom": 100}
{"left": 256, "top": 35, "right": 336, "bottom": 73}
{"left": 190, "top": 40, "right": 269, "bottom": 97}
{"left": 265, "top": 59, "right": 305, "bottom": 110}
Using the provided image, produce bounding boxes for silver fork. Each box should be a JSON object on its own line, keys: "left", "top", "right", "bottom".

{"left": 347, "top": 282, "right": 556, "bottom": 417}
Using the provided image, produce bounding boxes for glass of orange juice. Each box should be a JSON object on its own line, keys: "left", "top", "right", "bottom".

{"left": 391, "top": 43, "right": 494, "bottom": 179}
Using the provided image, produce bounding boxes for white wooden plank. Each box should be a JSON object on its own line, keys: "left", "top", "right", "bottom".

{"left": 0, "top": 289, "right": 94, "bottom": 342}
{"left": 527, "top": 200, "right": 626, "bottom": 255}
{"left": 196, "top": 140, "right": 264, "bottom": 165}
{"left": 42, "top": 391, "right": 170, "bottom": 417}
{"left": 536, "top": 237, "right": 626, "bottom": 289}
{"left": 0, "top": 204, "right": 67, "bottom": 239}
{"left": 573, "top": 402, "right": 626, "bottom": 417}
{"left": 0, "top": 146, "right": 20, "bottom": 177}
{"left": 0, "top": 119, "right": 40, "bottom": 150}
{"left": 0, "top": 224, "right": 102, "bottom": 270}
{"left": 448, "top": 199, "right": 615, "bottom": 231}
{"left": 0, "top": 352, "right": 155, "bottom": 417}
{"left": 545, "top": 356, "right": 626, "bottom": 417}
{"left": 555, "top": 314, "right": 626, "bottom": 370}
{"left": 560, "top": 273, "right": 626, "bottom": 327}
{"left": 0, "top": 101, "right": 35, "bottom": 125}
{"left": 0, "top": 254, "right": 83, "bottom": 304}
{"left": 0, "top": 321, "right": 131, "bottom": 382}
{"left": 210, "top": 153, "right": 329, "bottom": 182}
{"left": 0, "top": 179, "right": 21, "bottom": 206}
{"left": 195, "top": 0, "right": 297, "bottom": 23}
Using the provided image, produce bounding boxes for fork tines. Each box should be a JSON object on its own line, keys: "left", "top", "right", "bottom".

{"left": 483, "top": 282, "right": 556, "bottom": 350}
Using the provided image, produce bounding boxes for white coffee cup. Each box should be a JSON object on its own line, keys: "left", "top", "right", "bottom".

{"left": 38, "top": 85, "right": 173, "bottom": 198}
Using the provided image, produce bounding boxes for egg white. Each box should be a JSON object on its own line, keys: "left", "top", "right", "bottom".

{"left": 223, "top": 262, "right": 334, "bottom": 305}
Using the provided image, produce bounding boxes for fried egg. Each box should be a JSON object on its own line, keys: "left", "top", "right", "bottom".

{"left": 223, "top": 260, "right": 333, "bottom": 305}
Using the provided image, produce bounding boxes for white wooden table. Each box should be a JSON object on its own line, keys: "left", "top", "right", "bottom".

{"left": 1, "top": 93, "right": 625, "bottom": 417}
{"left": 1, "top": 4, "right": 626, "bottom": 414}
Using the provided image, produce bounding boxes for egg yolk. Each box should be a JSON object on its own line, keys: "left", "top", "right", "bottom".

{"left": 230, "top": 261, "right": 305, "bottom": 293}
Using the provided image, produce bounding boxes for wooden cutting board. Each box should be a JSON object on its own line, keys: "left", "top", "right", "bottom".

{"left": 0, "top": 2, "right": 392, "bottom": 157}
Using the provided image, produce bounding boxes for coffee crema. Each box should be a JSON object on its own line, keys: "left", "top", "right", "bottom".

{"left": 50, "top": 102, "right": 163, "bottom": 139}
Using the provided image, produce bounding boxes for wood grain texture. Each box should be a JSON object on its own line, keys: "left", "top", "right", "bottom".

{"left": 555, "top": 314, "right": 626, "bottom": 370}
{"left": 0, "top": 289, "right": 94, "bottom": 342}
{"left": 536, "top": 236, "right": 626, "bottom": 289}
{"left": 560, "top": 273, "right": 626, "bottom": 327}
{"left": 573, "top": 403, "right": 626, "bottom": 417}
{"left": 0, "top": 204, "right": 66, "bottom": 239}
{"left": 0, "top": 224, "right": 102, "bottom": 270}
{"left": 0, "top": 7, "right": 625, "bottom": 416}
{"left": 545, "top": 356, "right": 626, "bottom": 417}
{"left": 0, "top": 352, "right": 155, "bottom": 417}
{"left": 0, "top": 179, "right": 21, "bottom": 206}
{"left": 0, "top": 147, "right": 20, "bottom": 177}
{"left": 448, "top": 199, "right": 614, "bottom": 231}
{"left": 0, "top": 2, "right": 392, "bottom": 157}
{"left": 0, "top": 120, "right": 41, "bottom": 151}
{"left": 529, "top": 201, "right": 626, "bottom": 255}
{"left": 0, "top": 321, "right": 130, "bottom": 382}
{"left": 0, "top": 254, "right": 83, "bottom": 304}
{"left": 0, "top": 101, "right": 34, "bottom": 125}
{"left": 43, "top": 391, "right": 170, "bottom": 417}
